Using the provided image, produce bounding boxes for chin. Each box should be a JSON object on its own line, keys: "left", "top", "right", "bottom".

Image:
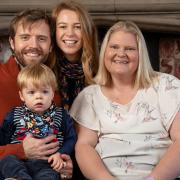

{"left": 24, "top": 60, "right": 38, "bottom": 65}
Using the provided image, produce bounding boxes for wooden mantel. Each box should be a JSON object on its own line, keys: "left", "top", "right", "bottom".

{"left": 0, "top": 0, "right": 180, "bottom": 35}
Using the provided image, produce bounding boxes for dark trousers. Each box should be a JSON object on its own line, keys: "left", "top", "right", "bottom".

{"left": 0, "top": 155, "right": 60, "bottom": 180}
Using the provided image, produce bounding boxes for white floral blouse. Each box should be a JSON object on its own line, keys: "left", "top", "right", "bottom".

{"left": 70, "top": 73, "right": 180, "bottom": 180}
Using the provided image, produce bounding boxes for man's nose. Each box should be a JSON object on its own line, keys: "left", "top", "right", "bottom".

{"left": 29, "top": 37, "right": 39, "bottom": 48}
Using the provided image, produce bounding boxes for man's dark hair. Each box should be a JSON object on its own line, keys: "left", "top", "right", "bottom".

{"left": 9, "top": 9, "right": 53, "bottom": 40}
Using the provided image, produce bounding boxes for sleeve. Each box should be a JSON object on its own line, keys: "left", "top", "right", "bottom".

{"left": 0, "top": 110, "right": 14, "bottom": 145}
{"left": 158, "top": 74, "right": 180, "bottom": 130}
{"left": 69, "top": 87, "right": 100, "bottom": 131}
{"left": 0, "top": 109, "right": 26, "bottom": 160}
{"left": 59, "top": 109, "right": 77, "bottom": 155}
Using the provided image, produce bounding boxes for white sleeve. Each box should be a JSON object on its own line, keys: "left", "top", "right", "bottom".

{"left": 158, "top": 74, "right": 180, "bottom": 130}
{"left": 70, "top": 87, "right": 100, "bottom": 131}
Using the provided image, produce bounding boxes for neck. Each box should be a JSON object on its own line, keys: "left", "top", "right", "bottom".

{"left": 15, "top": 58, "right": 23, "bottom": 70}
{"left": 102, "top": 76, "right": 138, "bottom": 105}
{"left": 111, "top": 75, "right": 135, "bottom": 91}
{"left": 64, "top": 53, "right": 81, "bottom": 63}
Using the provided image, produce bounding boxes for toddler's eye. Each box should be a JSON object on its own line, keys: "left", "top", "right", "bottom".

{"left": 28, "top": 91, "right": 34, "bottom": 94}
{"left": 43, "top": 90, "right": 49, "bottom": 94}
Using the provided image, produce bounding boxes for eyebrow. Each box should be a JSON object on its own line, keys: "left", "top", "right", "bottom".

{"left": 57, "top": 22, "right": 81, "bottom": 25}
{"left": 17, "top": 33, "right": 48, "bottom": 38}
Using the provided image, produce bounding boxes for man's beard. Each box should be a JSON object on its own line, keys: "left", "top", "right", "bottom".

{"left": 13, "top": 48, "right": 49, "bottom": 67}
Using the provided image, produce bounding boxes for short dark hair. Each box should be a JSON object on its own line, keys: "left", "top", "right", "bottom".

{"left": 9, "top": 9, "right": 53, "bottom": 40}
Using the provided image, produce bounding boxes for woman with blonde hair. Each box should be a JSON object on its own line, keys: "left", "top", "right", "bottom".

{"left": 70, "top": 20, "right": 180, "bottom": 180}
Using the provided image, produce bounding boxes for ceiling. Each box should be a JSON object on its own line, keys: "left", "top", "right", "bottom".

{"left": 0, "top": 0, "right": 180, "bottom": 36}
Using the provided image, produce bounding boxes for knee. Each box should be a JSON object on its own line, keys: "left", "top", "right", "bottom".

{"left": 0, "top": 155, "right": 22, "bottom": 170}
{"left": 34, "top": 169, "right": 60, "bottom": 180}
{"left": 1, "top": 155, "right": 17, "bottom": 162}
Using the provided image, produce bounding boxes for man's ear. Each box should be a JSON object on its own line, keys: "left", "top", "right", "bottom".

{"left": 19, "top": 91, "right": 25, "bottom": 102}
{"left": 9, "top": 37, "right": 15, "bottom": 51}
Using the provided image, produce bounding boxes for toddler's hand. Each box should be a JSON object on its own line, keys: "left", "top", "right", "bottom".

{"left": 48, "top": 152, "right": 66, "bottom": 172}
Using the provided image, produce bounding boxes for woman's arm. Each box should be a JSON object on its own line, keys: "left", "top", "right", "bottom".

{"left": 150, "top": 110, "right": 180, "bottom": 180}
{"left": 75, "top": 124, "right": 116, "bottom": 180}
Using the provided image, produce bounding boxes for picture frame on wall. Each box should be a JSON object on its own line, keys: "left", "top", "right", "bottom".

{"left": 159, "top": 38, "right": 180, "bottom": 79}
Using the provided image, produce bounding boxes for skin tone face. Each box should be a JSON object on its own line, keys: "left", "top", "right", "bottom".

{"left": 56, "top": 9, "right": 83, "bottom": 62}
{"left": 9, "top": 20, "right": 52, "bottom": 66}
{"left": 19, "top": 82, "right": 54, "bottom": 115}
{"left": 104, "top": 30, "right": 139, "bottom": 80}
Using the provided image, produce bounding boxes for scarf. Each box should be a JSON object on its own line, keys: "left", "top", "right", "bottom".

{"left": 57, "top": 56, "right": 85, "bottom": 110}
{"left": 22, "top": 104, "right": 57, "bottom": 138}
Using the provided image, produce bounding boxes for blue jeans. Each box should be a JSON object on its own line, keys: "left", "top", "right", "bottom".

{"left": 0, "top": 155, "right": 60, "bottom": 180}
{"left": 0, "top": 172, "right": 3, "bottom": 180}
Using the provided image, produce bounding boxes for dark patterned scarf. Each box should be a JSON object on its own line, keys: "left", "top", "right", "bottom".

{"left": 57, "top": 56, "right": 85, "bottom": 110}
{"left": 22, "top": 103, "right": 57, "bottom": 138}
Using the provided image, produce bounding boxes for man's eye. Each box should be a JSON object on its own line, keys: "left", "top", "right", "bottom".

{"left": 38, "top": 37, "right": 47, "bottom": 42}
{"left": 20, "top": 36, "right": 29, "bottom": 40}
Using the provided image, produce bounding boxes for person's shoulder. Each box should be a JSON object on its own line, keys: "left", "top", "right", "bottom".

{"left": 51, "top": 105, "right": 63, "bottom": 115}
{"left": 54, "top": 105, "right": 71, "bottom": 117}
{"left": 72, "top": 84, "right": 99, "bottom": 104}
{"left": 55, "top": 106, "right": 64, "bottom": 113}
{"left": 158, "top": 72, "right": 179, "bottom": 83}
{"left": 54, "top": 106, "right": 72, "bottom": 122}
{"left": 4, "top": 106, "right": 22, "bottom": 123}
{"left": 157, "top": 72, "right": 180, "bottom": 90}
{"left": 159, "top": 72, "right": 177, "bottom": 79}
{"left": 0, "top": 56, "right": 15, "bottom": 66}
{"left": 81, "top": 84, "right": 99, "bottom": 94}
{"left": 0, "top": 56, "right": 17, "bottom": 73}
{"left": 13, "top": 106, "right": 25, "bottom": 115}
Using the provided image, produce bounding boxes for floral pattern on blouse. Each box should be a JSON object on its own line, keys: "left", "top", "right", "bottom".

{"left": 70, "top": 73, "right": 180, "bottom": 180}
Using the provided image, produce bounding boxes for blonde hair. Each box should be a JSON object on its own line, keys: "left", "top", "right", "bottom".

{"left": 52, "top": 0, "right": 99, "bottom": 84}
{"left": 17, "top": 63, "right": 58, "bottom": 91}
{"left": 95, "top": 20, "right": 158, "bottom": 89}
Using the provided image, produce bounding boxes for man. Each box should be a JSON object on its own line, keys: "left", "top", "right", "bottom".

{"left": 0, "top": 9, "right": 72, "bottom": 179}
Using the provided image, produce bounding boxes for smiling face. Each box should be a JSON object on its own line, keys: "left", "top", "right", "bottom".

{"left": 9, "top": 20, "right": 52, "bottom": 66}
{"left": 104, "top": 30, "right": 139, "bottom": 79}
{"left": 19, "top": 83, "right": 54, "bottom": 115}
{"left": 56, "top": 9, "right": 83, "bottom": 62}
